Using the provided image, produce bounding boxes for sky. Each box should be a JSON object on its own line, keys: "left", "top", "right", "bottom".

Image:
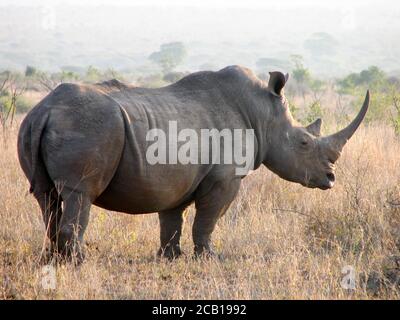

{"left": 0, "top": 0, "right": 399, "bottom": 76}
{"left": 0, "top": 0, "right": 385, "bottom": 8}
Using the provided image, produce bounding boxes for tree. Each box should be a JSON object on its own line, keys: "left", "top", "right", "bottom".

{"left": 290, "top": 55, "right": 311, "bottom": 101}
{"left": 291, "top": 55, "right": 310, "bottom": 83}
{"left": 85, "top": 66, "right": 102, "bottom": 83}
{"left": 359, "top": 66, "right": 386, "bottom": 87}
{"left": 36, "top": 70, "right": 80, "bottom": 92}
{"left": 0, "top": 71, "right": 26, "bottom": 143}
{"left": 60, "top": 70, "right": 80, "bottom": 82}
{"left": 25, "top": 65, "right": 37, "bottom": 77}
{"left": 336, "top": 66, "right": 394, "bottom": 124}
{"left": 149, "top": 42, "right": 187, "bottom": 74}
{"left": 337, "top": 66, "right": 387, "bottom": 94}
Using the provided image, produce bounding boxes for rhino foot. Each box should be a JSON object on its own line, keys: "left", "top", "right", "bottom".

{"left": 193, "top": 244, "right": 217, "bottom": 259}
{"left": 157, "top": 245, "right": 183, "bottom": 260}
{"left": 42, "top": 242, "right": 85, "bottom": 265}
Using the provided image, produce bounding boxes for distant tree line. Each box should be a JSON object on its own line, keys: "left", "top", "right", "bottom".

{"left": 1, "top": 41, "right": 399, "bottom": 135}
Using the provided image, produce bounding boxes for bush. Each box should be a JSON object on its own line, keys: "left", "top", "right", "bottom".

{"left": 136, "top": 73, "right": 166, "bottom": 88}
{"left": 287, "top": 98, "right": 299, "bottom": 120}
{"left": 15, "top": 95, "right": 34, "bottom": 113}
{"left": 349, "top": 87, "right": 398, "bottom": 125}
{"left": 337, "top": 67, "right": 400, "bottom": 131}
{"left": 305, "top": 100, "right": 324, "bottom": 124}
{"left": 337, "top": 66, "right": 387, "bottom": 95}
{"left": 0, "top": 94, "right": 33, "bottom": 114}
{"left": 390, "top": 91, "right": 400, "bottom": 135}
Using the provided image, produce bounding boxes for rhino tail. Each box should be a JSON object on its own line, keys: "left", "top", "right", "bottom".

{"left": 26, "top": 111, "right": 50, "bottom": 194}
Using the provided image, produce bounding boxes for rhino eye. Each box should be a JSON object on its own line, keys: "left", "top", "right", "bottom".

{"left": 301, "top": 141, "right": 308, "bottom": 146}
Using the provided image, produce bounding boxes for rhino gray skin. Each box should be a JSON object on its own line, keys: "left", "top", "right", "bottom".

{"left": 17, "top": 66, "right": 369, "bottom": 260}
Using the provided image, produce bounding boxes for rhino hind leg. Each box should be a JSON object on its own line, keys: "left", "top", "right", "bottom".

{"left": 35, "top": 189, "right": 63, "bottom": 242}
{"left": 193, "top": 178, "right": 241, "bottom": 257}
{"left": 54, "top": 189, "right": 92, "bottom": 264}
{"left": 157, "top": 207, "right": 188, "bottom": 260}
{"left": 29, "top": 165, "right": 63, "bottom": 262}
{"left": 35, "top": 188, "right": 63, "bottom": 262}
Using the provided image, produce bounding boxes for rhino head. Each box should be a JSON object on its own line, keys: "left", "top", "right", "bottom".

{"left": 263, "top": 71, "right": 369, "bottom": 190}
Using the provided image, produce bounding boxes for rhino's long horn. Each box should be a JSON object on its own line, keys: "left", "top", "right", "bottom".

{"left": 325, "top": 90, "right": 370, "bottom": 154}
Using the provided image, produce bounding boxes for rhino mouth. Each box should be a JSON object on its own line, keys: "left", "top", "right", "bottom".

{"left": 319, "top": 182, "right": 334, "bottom": 190}
{"left": 318, "top": 172, "right": 335, "bottom": 190}
{"left": 303, "top": 172, "right": 335, "bottom": 190}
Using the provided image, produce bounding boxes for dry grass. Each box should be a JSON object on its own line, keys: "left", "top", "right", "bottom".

{"left": 1, "top": 116, "right": 400, "bottom": 299}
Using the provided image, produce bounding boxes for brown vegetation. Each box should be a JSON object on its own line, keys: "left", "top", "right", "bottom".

{"left": 1, "top": 116, "right": 400, "bottom": 299}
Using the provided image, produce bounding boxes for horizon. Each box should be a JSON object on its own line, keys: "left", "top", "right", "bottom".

{"left": 0, "top": 0, "right": 399, "bottom": 77}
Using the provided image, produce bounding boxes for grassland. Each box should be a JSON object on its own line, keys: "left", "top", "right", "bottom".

{"left": 1, "top": 116, "right": 400, "bottom": 299}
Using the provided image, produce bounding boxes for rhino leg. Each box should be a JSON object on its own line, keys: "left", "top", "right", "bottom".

{"left": 158, "top": 207, "right": 187, "bottom": 259}
{"left": 193, "top": 178, "right": 241, "bottom": 257}
{"left": 35, "top": 188, "right": 63, "bottom": 244}
{"left": 55, "top": 189, "right": 91, "bottom": 263}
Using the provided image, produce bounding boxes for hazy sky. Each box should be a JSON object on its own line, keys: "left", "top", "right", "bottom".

{"left": 0, "top": 0, "right": 386, "bottom": 8}
{"left": 0, "top": 0, "right": 399, "bottom": 76}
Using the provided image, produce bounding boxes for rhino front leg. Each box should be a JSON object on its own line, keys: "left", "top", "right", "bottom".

{"left": 193, "top": 178, "right": 241, "bottom": 257}
{"left": 158, "top": 206, "right": 188, "bottom": 259}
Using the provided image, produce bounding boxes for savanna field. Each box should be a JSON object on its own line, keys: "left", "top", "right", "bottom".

{"left": 1, "top": 0, "right": 400, "bottom": 302}
{"left": 1, "top": 110, "right": 400, "bottom": 299}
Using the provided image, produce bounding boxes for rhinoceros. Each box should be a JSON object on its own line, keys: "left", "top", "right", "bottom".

{"left": 17, "top": 66, "right": 369, "bottom": 261}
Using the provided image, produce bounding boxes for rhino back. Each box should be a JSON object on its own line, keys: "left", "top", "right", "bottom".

{"left": 94, "top": 67, "right": 257, "bottom": 213}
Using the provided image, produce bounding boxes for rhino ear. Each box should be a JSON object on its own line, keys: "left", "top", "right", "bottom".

{"left": 268, "top": 71, "right": 288, "bottom": 96}
{"left": 306, "top": 118, "right": 322, "bottom": 136}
